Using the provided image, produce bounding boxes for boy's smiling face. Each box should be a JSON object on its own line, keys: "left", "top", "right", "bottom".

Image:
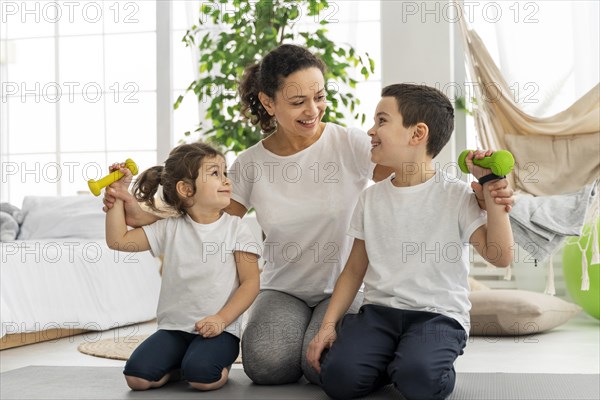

{"left": 367, "top": 96, "right": 414, "bottom": 168}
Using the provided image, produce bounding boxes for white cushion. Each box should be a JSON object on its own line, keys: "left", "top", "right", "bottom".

{"left": 17, "top": 196, "right": 105, "bottom": 240}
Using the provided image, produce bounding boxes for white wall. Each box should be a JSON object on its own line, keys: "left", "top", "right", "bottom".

{"left": 380, "top": 0, "right": 467, "bottom": 171}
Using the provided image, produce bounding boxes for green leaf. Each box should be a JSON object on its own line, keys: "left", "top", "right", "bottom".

{"left": 173, "top": 95, "right": 184, "bottom": 110}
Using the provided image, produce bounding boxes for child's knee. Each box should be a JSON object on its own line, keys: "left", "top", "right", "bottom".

{"left": 188, "top": 367, "right": 229, "bottom": 391}
{"left": 321, "top": 358, "right": 372, "bottom": 399}
{"left": 390, "top": 363, "right": 455, "bottom": 400}
{"left": 124, "top": 375, "right": 152, "bottom": 391}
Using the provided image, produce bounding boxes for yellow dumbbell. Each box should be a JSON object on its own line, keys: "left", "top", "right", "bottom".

{"left": 88, "top": 158, "right": 139, "bottom": 196}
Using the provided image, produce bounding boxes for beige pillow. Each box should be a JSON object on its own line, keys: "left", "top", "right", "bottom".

{"left": 468, "top": 290, "right": 582, "bottom": 336}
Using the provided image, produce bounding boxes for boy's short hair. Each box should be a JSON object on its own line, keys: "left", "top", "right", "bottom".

{"left": 381, "top": 84, "right": 454, "bottom": 158}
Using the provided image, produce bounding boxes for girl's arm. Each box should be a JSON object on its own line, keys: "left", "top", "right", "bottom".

{"left": 195, "top": 251, "right": 260, "bottom": 338}
{"left": 307, "top": 238, "right": 368, "bottom": 372}
{"left": 105, "top": 187, "right": 161, "bottom": 227}
{"left": 103, "top": 169, "right": 163, "bottom": 228}
{"left": 106, "top": 199, "right": 151, "bottom": 252}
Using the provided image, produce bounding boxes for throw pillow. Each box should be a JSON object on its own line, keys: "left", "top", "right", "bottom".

{"left": 469, "top": 290, "right": 582, "bottom": 336}
{"left": 0, "top": 203, "right": 24, "bottom": 241}
{"left": 17, "top": 195, "right": 106, "bottom": 240}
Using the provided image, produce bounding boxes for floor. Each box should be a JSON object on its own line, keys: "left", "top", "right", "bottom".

{"left": 1, "top": 314, "right": 599, "bottom": 375}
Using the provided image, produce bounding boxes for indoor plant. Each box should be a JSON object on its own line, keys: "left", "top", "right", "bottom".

{"left": 175, "top": 0, "right": 375, "bottom": 153}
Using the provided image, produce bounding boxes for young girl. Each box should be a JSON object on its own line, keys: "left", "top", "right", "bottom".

{"left": 105, "top": 142, "right": 260, "bottom": 391}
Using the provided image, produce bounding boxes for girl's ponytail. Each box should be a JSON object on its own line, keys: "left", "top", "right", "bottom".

{"left": 133, "top": 165, "right": 163, "bottom": 211}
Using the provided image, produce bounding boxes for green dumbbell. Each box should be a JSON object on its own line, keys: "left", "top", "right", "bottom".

{"left": 458, "top": 150, "right": 514, "bottom": 176}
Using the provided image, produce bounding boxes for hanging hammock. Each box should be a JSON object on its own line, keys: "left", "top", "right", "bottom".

{"left": 456, "top": 3, "right": 600, "bottom": 293}
{"left": 457, "top": 8, "right": 599, "bottom": 196}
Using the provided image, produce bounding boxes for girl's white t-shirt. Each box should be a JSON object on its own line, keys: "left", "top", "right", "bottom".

{"left": 230, "top": 123, "right": 374, "bottom": 306}
{"left": 349, "top": 171, "right": 487, "bottom": 332}
{"left": 142, "top": 213, "right": 261, "bottom": 338}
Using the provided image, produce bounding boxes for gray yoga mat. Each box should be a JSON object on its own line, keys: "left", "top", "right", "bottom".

{"left": 1, "top": 366, "right": 599, "bottom": 399}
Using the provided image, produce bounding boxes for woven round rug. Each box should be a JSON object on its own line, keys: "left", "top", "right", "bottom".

{"left": 78, "top": 334, "right": 242, "bottom": 363}
{"left": 77, "top": 334, "right": 150, "bottom": 361}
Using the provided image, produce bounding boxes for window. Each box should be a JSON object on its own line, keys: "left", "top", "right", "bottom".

{"left": 1, "top": 0, "right": 383, "bottom": 205}
{"left": 1, "top": 0, "right": 158, "bottom": 206}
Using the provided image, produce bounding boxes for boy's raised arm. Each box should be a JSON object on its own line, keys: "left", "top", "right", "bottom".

{"left": 467, "top": 151, "right": 514, "bottom": 268}
{"left": 470, "top": 183, "right": 514, "bottom": 268}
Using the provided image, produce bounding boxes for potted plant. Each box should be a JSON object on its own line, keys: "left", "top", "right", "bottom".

{"left": 175, "top": 0, "right": 375, "bottom": 154}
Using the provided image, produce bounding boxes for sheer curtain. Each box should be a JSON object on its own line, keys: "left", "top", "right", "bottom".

{"left": 467, "top": 0, "right": 599, "bottom": 118}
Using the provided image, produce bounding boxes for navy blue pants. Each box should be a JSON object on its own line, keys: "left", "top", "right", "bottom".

{"left": 123, "top": 330, "right": 239, "bottom": 384}
{"left": 320, "top": 305, "right": 467, "bottom": 400}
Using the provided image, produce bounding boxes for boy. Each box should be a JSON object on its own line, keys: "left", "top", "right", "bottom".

{"left": 307, "top": 83, "right": 513, "bottom": 400}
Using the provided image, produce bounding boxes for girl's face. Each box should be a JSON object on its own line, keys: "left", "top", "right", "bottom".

{"left": 260, "top": 67, "right": 327, "bottom": 139}
{"left": 189, "top": 155, "right": 231, "bottom": 212}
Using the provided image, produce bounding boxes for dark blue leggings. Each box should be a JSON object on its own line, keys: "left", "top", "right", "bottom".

{"left": 123, "top": 330, "right": 239, "bottom": 384}
{"left": 320, "top": 305, "right": 467, "bottom": 400}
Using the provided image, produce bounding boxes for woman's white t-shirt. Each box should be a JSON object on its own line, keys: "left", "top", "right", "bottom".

{"left": 142, "top": 213, "right": 261, "bottom": 338}
{"left": 230, "top": 123, "right": 374, "bottom": 306}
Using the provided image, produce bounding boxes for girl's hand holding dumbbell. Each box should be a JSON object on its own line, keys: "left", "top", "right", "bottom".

{"left": 102, "top": 163, "right": 135, "bottom": 211}
{"left": 101, "top": 163, "right": 148, "bottom": 228}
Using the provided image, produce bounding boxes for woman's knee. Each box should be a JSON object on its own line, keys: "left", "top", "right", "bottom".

{"left": 242, "top": 348, "right": 303, "bottom": 384}
{"left": 242, "top": 322, "right": 305, "bottom": 384}
{"left": 241, "top": 290, "right": 312, "bottom": 384}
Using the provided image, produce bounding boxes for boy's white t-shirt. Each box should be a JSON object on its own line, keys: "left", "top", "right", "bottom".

{"left": 230, "top": 123, "right": 374, "bottom": 306}
{"left": 142, "top": 213, "right": 261, "bottom": 338}
{"left": 348, "top": 171, "right": 487, "bottom": 332}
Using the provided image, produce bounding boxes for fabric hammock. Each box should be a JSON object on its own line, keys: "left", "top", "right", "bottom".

{"left": 457, "top": 15, "right": 599, "bottom": 197}
{"left": 457, "top": 5, "right": 600, "bottom": 293}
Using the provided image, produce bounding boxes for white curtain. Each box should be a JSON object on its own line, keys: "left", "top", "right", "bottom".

{"left": 468, "top": 0, "right": 599, "bottom": 118}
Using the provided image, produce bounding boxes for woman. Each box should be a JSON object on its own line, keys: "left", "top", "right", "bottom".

{"left": 104, "top": 44, "right": 513, "bottom": 386}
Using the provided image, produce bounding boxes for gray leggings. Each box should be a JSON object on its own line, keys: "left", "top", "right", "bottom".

{"left": 241, "top": 289, "right": 363, "bottom": 385}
